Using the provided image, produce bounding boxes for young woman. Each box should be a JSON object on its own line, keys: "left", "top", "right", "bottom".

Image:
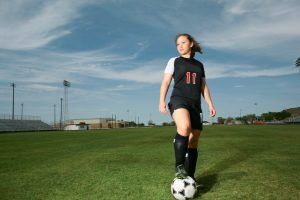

{"left": 159, "top": 33, "right": 216, "bottom": 182}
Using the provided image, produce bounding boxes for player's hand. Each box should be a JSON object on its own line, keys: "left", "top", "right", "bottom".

{"left": 209, "top": 106, "right": 216, "bottom": 117}
{"left": 159, "top": 101, "right": 168, "bottom": 115}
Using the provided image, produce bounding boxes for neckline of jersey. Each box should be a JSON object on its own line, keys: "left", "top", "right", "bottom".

{"left": 180, "top": 56, "right": 193, "bottom": 60}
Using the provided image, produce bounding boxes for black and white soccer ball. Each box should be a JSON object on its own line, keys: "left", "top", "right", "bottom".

{"left": 171, "top": 176, "right": 197, "bottom": 200}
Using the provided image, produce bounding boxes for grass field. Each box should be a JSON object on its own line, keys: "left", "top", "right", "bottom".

{"left": 0, "top": 125, "right": 299, "bottom": 200}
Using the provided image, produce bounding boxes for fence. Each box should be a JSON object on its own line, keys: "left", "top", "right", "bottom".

{"left": 0, "top": 114, "right": 41, "bottom": 121}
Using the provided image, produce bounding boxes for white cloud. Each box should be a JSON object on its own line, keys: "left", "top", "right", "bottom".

{"left": 201, "top": 0, "right": 300, "bottom": 51}
{"left": 204, "top": 61, "right": 298, "bottom": 79}
{"left": 26, "top": 84, "right": 60, "bottom": 92}
{"left": 0, "top": 0, "right": 98, "bottom": 50}
{"left": 234, "top": 85, "right": 245, "bottom": 88}
{"left": 1, "top": 47, "right": 297, "bottom": 99}
{"left": 0, "top": 47, "right": 164, "bottom": 93}
{"left": 72, "top": 59, "right": 164, "bottom": 84}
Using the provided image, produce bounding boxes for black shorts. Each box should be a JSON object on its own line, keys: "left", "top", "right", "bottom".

{"left": 168, "top": 96, "right": 203, "bottom": 130}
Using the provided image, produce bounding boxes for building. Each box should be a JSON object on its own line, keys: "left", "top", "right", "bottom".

{"left": 69, "top": 118, "right": 125, "bottom": 129}
{"left": 64, "top": 124, "right": 90, "bottom": 131}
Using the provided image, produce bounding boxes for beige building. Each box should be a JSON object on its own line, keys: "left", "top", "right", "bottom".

{"left": 69, "top": 118, "right": 125, "bottom": 129}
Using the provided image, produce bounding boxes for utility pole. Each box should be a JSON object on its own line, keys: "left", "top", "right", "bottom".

{"left": 21, "top": 103, "right": 23, "bottom": 120}
{"left": 254, "top": 102, "right": 258, "bottom": 121}
{"left": 10, "top": 83, "right": 16, "bottom": 120}
{"left": 240, "top": 109, "right": 242, "bottom": 119}
{"left": 60, "top": 98, "right": 63, "bottom": 130}
{"left": 54, "top": 104, "right": 56, "bottom": 128}
{"left": 127, "top": 109, "right": 129, "bottom": 128}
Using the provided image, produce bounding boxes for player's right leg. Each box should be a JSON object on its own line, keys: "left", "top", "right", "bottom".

{"left": 185, "top": 129, "right": 200, "bottom": 179}
{"left": 186, "top": 129, "right": 204, "bottom": 188}
{"left": 172, "top": 108, "right": 191, "bottom": 179}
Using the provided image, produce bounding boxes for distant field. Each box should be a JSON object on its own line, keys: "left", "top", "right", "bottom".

{"left": 0, "top": 125, "right": 299, "bottom": 200}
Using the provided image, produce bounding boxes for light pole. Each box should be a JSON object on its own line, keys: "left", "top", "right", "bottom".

{"left": 54, "top": 104, "right": 56, "bottom": 128}
{"left": 21, "top": 103, "right": 23, "bottom": 120}
{"left": 63, "top": 80, "right": 71, "bottom": 125}
{"left": 254, "top": 102, "right": 258, "bottom": 121}
{"left": 60, "top": 98, "right": 63, "bottom": 130}
{"left": 10, "top": 83, "right": 16, "bottom": 120}
{"left": 149, "top": 113, "right": 152, "bottom": 125}
{"left": 127, "top": 109, "right": 129, "bottom": 128}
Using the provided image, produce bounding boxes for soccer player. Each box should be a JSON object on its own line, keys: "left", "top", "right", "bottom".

{"left": 159, "top": 33, "right": 216, "bottom": 182}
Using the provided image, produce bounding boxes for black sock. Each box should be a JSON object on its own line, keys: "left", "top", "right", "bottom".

{"left": 184, "top": 148, "right": 198, "bottom": 178}
{"left": 173, "top": 133, "right": 189, "bottom": 169}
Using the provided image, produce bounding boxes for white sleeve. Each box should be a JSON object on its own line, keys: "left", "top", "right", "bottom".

{"left": 164, "top": 57, "right": 176, "bottom": 75}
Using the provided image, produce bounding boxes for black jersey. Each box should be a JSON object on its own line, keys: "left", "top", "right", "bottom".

{"left": 164, "top": 56, "right": 205, "bottom": 102}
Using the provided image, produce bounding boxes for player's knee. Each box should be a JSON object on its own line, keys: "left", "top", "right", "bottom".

{"left": 177, "top": 125, "right": 191, "bottom": 136}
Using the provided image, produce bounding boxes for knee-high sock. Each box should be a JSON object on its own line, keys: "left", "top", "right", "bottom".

{"left": 173, "top": 133, "right": 189, "bottom": 168}
{"left": 184, "top": 148, "right": 198, "bottom": 178}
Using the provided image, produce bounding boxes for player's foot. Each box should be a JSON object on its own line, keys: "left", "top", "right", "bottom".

{"left": 175, "top": 164, "right": 188, "bottom": 179}
{"left": 191, "top": 176, "right": 205, "bottom": 189}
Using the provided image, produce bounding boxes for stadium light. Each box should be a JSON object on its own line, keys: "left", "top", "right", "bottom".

{"left": 63, "top": 80, "right": 71, "bottom": 126}
{"left": 296, "top": 57, "right": 300, "bottom": 72}
{"left": 10, "top": 83, "right": 16, "bottom": 120}
{"left": 296, "top": 57, "right": 300, "bottom": 66}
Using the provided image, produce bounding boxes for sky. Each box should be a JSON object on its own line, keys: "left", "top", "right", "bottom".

{"left": 0, "top": 0, "right": 299, "bottom": 125}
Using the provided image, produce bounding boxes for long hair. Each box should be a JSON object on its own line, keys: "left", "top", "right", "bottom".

{"left": 175, "top": 33, "right": 203, "bottom": 58}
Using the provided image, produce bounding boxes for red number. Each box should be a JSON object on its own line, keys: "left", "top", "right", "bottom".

{"left": 192, "top": 73, "right": 196, "bottom": 84}
{"left": 186, "top": 72, "right": 196, "bottom": 84}
{"left": 186, "top": 72, "right": 191, "bottom": 84}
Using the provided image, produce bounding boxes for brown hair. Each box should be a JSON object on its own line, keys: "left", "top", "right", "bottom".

{"left": 175, "top": 33, "right": 203, "bottom": 58}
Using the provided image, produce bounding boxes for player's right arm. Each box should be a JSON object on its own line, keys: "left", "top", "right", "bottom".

{"left": 159, "top": 73, "right": 172, "bottom": 115}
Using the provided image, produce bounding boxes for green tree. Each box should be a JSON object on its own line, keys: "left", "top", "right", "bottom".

{"left": 148, "top": 120, "right": 155, "bottom": 126}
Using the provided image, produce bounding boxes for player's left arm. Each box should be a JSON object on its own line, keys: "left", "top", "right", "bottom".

{"left": 201, "top": 77, "right": 216, "bottom": 117}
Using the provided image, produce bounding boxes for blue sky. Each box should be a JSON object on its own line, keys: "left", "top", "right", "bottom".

{"left": 0, "top": 0, "right": 299, "bottom": 125}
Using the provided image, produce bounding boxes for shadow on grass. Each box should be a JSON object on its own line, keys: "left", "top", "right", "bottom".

{"left": 194, "top": 149, "right": 265, "bottom": 198}
{"left": 194, "top": 173, "right": 218, "bottom": 197}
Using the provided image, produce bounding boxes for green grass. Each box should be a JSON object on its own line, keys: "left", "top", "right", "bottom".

{"left": 0, "top": 125, "right": 299, "bottom": 200}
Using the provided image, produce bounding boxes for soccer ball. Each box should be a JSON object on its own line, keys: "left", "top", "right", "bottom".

{"left": 171, "top": 176, "right": 197, "bottom": 200}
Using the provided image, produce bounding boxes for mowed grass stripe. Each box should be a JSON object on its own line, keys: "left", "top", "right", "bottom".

{"left": 0, "top": 125, "right": 299, "bottom": 200}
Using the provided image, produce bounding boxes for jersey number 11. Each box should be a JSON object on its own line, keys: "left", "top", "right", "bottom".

{"left": 186, "top": 72, "right": 196, "bottom": 84}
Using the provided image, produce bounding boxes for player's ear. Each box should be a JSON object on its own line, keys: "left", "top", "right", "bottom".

{"left": 190, "top": 42, "right": 194, "bottom": 48}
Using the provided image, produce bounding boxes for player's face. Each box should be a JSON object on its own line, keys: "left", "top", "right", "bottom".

{"left": 176, "top": 36, "right": 193, "bottom": 57}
